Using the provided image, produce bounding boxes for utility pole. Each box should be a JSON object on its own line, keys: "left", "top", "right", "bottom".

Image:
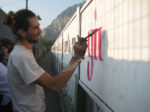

{"left": 26, "top": 0, "right": 28, "bottom": 9}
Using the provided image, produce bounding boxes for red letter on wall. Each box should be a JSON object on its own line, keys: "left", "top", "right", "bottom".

{"left": 87, "top": 27, "right": 103, "bottom": 81}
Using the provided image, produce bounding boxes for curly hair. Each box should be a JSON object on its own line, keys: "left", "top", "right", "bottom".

{"left": 2, "top": 9, "right": 36, "bottom": 40}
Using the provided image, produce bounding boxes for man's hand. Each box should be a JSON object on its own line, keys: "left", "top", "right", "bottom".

{"left": 73, "top": 40, "right": 87, "bottom": 59}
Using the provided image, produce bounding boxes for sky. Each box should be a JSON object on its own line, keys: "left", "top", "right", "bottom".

{"left": 0, "top": 0, "right": 85, "bottom": 29}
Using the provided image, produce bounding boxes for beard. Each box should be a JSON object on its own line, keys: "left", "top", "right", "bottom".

{"left": 27, "top": 37, "right": 38, "bottom": 43}
{"left": 26, "top": 34, "right": 39, "bottom": 44}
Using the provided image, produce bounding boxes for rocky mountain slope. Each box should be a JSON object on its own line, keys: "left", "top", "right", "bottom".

{"left": 41, "top": 2, "right": 85, "bottom": 40}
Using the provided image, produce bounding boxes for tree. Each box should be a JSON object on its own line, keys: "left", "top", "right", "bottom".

{"left": 39, "top": 37, "right": 56, "bottom": 52}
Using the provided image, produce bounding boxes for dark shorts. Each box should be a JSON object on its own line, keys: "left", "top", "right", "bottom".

{"left": 0, "top": 95, "right": 13, "bottom": 112}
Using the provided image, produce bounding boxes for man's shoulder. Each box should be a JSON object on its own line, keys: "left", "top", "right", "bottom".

{"left": 9, "top": 51, "right": 32, "bottom": 66}
{"left": 11, "top": 50, "right": 31, "bottom": 60}
{"left": 11, "top": 45, "right": 31, "bottom": 57}
{"left": 10, "top": 49, "right": 25, "bottom": 59}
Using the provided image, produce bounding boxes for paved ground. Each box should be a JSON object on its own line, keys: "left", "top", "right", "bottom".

{"left": 37, "top": 52, "right": 62, "bottom": 112}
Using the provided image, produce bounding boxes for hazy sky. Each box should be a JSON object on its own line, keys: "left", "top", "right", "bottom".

{"left": 1, "top": 0, "right": 85, "bottom": 29}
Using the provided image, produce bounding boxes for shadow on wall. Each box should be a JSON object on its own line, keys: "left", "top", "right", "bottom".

{"left": 82, "top": 30, "right": 150, "bottom": 112}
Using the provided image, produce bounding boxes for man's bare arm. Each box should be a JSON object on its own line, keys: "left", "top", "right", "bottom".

{"left": 36, "top": 56, "right": 81, "bottom": 93}
{"left": 36, "top": 41, "right": 87, "bottom": 93}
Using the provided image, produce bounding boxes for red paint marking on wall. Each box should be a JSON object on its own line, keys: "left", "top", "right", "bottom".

{"left": 98, "top": 27, "right": 103, "bottom": 61}
{"left": 87, "top": 27, "right": 103, "bottom": 81}
{"left": 91, "top": 29, "right": 94, "bottom": 57}
{"left": 87, "top": 56, "right": 94, "bottom": 81}
{"left": 94, "top": 8, "right": 97, "bottom": 22}
{"left": 94, "top": 29, "right": 97, "bottom": 60}
{"left": 88, "top": 31, "right": 91, "bottom": 57}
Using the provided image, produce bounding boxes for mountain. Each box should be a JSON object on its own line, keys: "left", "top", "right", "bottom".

{"left": 0, "top": 8, "right": 15, "bottom": 40}
{"left": 41, "top": 2, "right": 85, "bottom": 40}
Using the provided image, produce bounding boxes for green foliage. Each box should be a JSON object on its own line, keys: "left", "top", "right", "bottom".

{"left": 39, "top": 37, "right": 55, "bottom": 51}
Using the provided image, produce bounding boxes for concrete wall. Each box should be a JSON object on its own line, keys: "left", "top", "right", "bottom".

{"left": 52, "top": 0, "right": 150, "bottom": 112}
{"left": 52, "top": 8, "right": 80, "bottom": 112}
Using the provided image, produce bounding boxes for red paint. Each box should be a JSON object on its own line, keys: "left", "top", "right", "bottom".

{"left": 91, "top": 29, "right": 94, "bottom": 57}
{"left": 88, "top": 31, "right": 91, "bottom": 57}
{"left": 87, "top": 56, "right": 94, "bottom": 81}
{"left": 98, "top": 27, "right": 103, "bottom": 61}
{"left": 94, "top": 29, "right": 97, "bottom": 60}
{"left": 94, "top": 9, "right": 97, "bottom": 22}
{"left": 87, "top": 27, "right": 103, "bottom": 81}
